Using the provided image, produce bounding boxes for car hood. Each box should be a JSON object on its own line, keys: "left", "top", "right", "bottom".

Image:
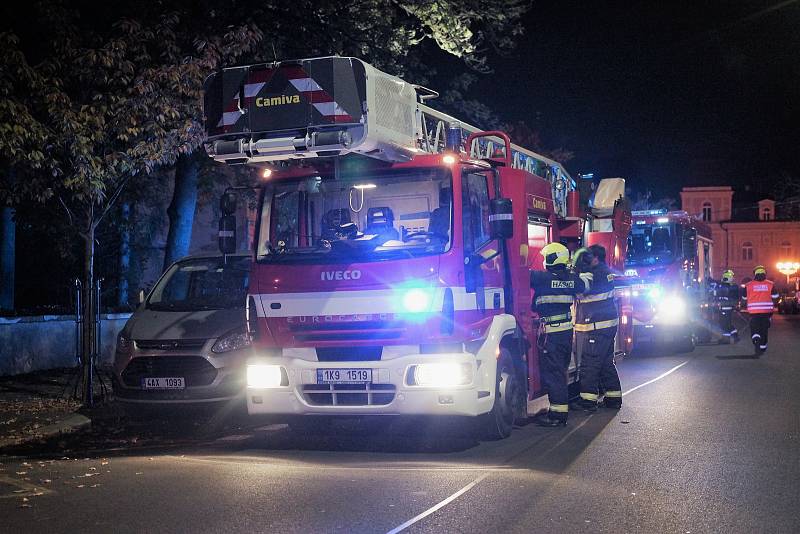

{"left": 127, "top": 308, "right": 245, "bottom": 341}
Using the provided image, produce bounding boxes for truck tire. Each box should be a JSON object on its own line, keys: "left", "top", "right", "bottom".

{"left": 481, "top": 350, "right": 522, "bottom": 440}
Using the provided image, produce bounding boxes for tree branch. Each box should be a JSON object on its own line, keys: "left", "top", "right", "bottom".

{"left": 93, "top": 174, "right": 131, "bottom": 229}
{"left": 57, "top": 195, "right": 75, "bottom": 226}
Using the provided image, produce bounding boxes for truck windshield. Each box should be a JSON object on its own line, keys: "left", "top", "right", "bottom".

{"left": 626, "top": 222, "right": 677, "bottom": 266}
{"left": 257, "top": 169, "right": 452, "bottom": 263}
{"left": 147, "top": 256, "right": 250, "bottom": 311}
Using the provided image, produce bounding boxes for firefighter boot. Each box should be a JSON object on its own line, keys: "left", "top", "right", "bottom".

{"left": 570, "top": 397, "right": 598, "bottom": 413}
{"left": 533, "top": 412, "right": 567, "bottom": 427}
{"left": 601, "top": 397, "right": 622, "bottom": 409}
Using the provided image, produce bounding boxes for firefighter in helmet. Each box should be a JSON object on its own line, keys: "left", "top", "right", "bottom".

{"left": 742, "top": 265, "right": 779, "bottom": 355}
{"left": 714, "top": 269, "right": 740, "bottom": 343}
{"left": 571, "top": 245, "right": 622, "bottom": 411}
{"left": 530, "top": 242, "right": 588, "bottom": 426}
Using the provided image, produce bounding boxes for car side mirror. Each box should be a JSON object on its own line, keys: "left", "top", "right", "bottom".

{"left": 682, "top": 228, "right": 697, "bottom": 260}
{"left": 489, "top": 198, "right": 513, "bottom": 239}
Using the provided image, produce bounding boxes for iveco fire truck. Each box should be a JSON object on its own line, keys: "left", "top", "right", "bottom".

{"left": 203, "top": 56, "right": 632, "bottom": 438}
{"left": 617, "top": 209, "right": 714, "bottom": 352}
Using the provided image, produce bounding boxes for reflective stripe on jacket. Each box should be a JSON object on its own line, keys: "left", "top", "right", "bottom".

{"left": 575, "top": 263, "right": 618, "bottom": 329}
{"left": 744, "top": 279, "right": 776, "bottom": 314}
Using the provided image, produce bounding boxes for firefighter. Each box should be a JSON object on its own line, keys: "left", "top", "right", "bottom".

{"left": 530, "top": 242, "right": 588, "bottom": 427}
{"left": 715, "top": 269, "right": 740, "bottom": 343}
{"left": 571, "top": 245, "right": 622, "bottom": 411}
{"left": 742, "top": 265, "right": 779, "bottom": 355}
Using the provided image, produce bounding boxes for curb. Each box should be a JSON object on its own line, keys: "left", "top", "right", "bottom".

{"left": 0, "top": 413, "right": 92, "bottom": 451}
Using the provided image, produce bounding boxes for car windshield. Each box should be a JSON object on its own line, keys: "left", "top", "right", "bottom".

{"left": 257, "top": 168, "right": 452, "bottom": 264}
{"left": 147, "top": 257, "right": 250, "bottom": 311}
{"left": 626, "top": 222, "right": 677, "bottom": 266}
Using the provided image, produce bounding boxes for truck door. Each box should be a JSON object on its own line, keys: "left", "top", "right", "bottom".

{"left": 461, "top": 171, "right": 505, "bottom": 326}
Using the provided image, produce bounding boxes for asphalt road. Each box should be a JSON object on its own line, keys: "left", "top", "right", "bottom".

{"left": 2, "top": 314, "right": 799, "bottom": 533}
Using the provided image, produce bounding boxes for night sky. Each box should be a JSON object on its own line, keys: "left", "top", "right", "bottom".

{"left": 466, "top": 0, "right": 800, "bottom": 199}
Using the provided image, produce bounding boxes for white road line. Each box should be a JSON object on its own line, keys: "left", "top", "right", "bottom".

{"left": 621, "top": 360, "right": 689, "bottom": 397}
{"left": 385, "top": 361, "right": 691, "bottom": 532}
{"left": 385, "top": 472, "right": 490, "bottom": 534}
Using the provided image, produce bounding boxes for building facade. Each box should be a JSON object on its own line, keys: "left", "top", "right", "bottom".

{"left": 680, "top": 186, "right": 800, "bottom": 290}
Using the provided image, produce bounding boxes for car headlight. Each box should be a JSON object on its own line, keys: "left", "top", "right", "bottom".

{"left": 657, "top": 295, "right": 686, "bottom": 324}
{"left": 211, "top": 330, "right": 252, "bottom": 353}
{"left": 412, "top": 362, "right": 472, "bottom": 387}
{"left": 247, "top": 364, "right": 286, "bottom": 388}
{"left": 402, "top": 288, "right": 432, "bottom": 313}
{"left": 116, "top": 332, "right": 131, "bottom": 353}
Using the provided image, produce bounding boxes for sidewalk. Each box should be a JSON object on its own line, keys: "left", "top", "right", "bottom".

{"left": 0, "top": 368, "right": 93, "bottom": 451}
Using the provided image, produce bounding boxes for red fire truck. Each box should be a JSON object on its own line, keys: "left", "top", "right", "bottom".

{"left": 617, "top": 210, "right": 714, "bottom": 352}
{"left": 203, "top": 56, "right": 632, "bottom": 438}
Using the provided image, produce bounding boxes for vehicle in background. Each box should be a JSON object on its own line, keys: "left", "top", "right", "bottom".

{"left": 202, "top": 56, "right": 633, "bottom": 439}
{"left": 112, "top": 254, "right": 251, "bottom": 405}
{"left": 777, "top": 291, "right": 799, "bottom": 314}
{"left": 616, "top": 210, "right": 714, "bottom": 353}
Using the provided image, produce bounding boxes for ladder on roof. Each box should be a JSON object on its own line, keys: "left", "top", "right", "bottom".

{"left": 415, "top": 102, "right": 575, "bottom": 217}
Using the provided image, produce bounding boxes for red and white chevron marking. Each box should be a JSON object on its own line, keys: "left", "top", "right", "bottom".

{"left": 216, "top": 66, "right": 354, "bottom": 129}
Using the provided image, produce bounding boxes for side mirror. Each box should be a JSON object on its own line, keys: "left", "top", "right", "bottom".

{"left": 219, "top": 215, "right": 237, "bottom": 254}
{"left": 489, "top": 198, "right": 513, "bottom": 239}
{"left": 220, "top": 191, "right": 238, "bottom": 216}
{"left": 138, "top": 289, "right": 146, "bottom": 305}
{"left": 682, "top": 228, "right": 698, "bottom": 260}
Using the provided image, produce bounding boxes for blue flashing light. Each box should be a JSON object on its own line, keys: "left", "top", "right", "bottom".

{"left": 402, "top": 288, "right": 431, "bottom": 313}
{"left": 648, "top": 286, "right": 662, "bottom": 300}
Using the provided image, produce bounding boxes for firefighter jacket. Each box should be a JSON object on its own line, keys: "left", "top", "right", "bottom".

{"left": 530, "top": 267, "right": 586, "bottom": 333}
{"left": 714, "top": 282, "right": 740, "bottom": 310}
{"left": 743, "top": 279, "right": 778, "bottom": 314}
{"left": 574, "top": 262, "right": 619, "bottom": 332}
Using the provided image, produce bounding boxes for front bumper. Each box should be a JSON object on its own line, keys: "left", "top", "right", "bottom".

{"left": 246, "top": 351, "right": 496, "bottom": 417}
{"left": 113, "top": 348, "right": 248, "bottom": 405}
{"left": 632, "top": 323, "right": 690, "bottom": 344}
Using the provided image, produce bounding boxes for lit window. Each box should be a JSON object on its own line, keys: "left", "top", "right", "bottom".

{"left": 702, "top": 202, "right": 712, "bottom": 222}
{"left": 742, "top": 241, "right": 753, "bottom": 261}
{"left": 781, "top": 241, "right": 791, "bottom": 256}
{"left": 762, "top": 207, "right": 771, "bottom": 221}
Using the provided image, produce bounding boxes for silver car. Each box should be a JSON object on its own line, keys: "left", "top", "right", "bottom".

{"left": 112, "top": 254, "right": 251, "bottom": 405}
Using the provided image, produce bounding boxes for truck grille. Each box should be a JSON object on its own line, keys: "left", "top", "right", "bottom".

{"left": 301, "top": 383, "right": 396, "bottom": 406}
{"left": 121, "top": 356, "right": 217, "bottom": 387}
{"left": 135, "top": 339, "right": 207, "bottom": 351}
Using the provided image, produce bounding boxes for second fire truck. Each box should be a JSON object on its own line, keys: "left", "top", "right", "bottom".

{"left": 617, "top": 209, "right": 714, "bottom": 352}
{"left": 203, "top": 56, "right": 632, "bottom": 438}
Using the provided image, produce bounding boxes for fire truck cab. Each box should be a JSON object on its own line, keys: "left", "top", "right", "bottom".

{"left": 618, "top": 210, "right": 714, "bottom": 352}
{"left": 203, "top": 56, "right": 631, "bottom": 438}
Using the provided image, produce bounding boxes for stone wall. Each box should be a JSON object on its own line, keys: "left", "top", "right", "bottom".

{"left": 0, "top": 313, "right": 132, "bottom": 376}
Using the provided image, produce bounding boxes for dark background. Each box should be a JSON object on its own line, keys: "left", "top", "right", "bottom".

{"left": 438, "top": 0, "right": 800, "bottom": 199}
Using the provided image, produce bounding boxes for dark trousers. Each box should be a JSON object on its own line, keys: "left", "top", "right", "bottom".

{"left": 577, "top": 326, "right": 621, "bottom": 401}
{"left": 750, "top": 313, "right": 772, "bottom": 346}
{"left": 719, "top": 308, "right": 735, "bottom": 335}
{"left": 538, "top": 329, "right": 573, "bottom": 419}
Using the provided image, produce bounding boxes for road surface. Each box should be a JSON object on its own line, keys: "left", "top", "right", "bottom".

{"left": 2, "top": 315, "right": 799, "bottom": 533}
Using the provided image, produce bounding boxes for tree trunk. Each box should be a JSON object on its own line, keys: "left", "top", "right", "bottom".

{"left": 0, "top": 206, "right": 15, "bottom": 312}
{"left": 118, "top": 201, "right": 130, "bottom": 307}
{"left": 163, "top": 153, "right": 199, "bottom": 271}
{"left": 81, "top": 223, "right": 96, "bottom": 406}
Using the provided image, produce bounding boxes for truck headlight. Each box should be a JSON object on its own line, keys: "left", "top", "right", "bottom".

{"left": 657, "top": 295, "right": 686, "bottom": 324}
{"left": 212, "top": 330, "right": 252, "bottom": 353}
{"left": 247, "top": 364, "right": 287, "bottom": 388}
{"left": 412, "top": 362, "right": 472, "bottom": 387}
